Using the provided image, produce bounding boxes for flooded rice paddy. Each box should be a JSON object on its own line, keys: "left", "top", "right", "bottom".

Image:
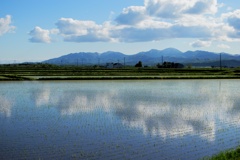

{"left": 0, "top": 80, "right": 240, "bottom": 159}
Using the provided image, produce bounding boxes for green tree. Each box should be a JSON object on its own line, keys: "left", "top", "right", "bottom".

{"left": 135, "top": 61, "right": 142, "bottom": 67}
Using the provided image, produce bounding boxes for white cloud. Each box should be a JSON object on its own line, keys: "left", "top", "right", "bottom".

{"left": 137, "top": 19, "right": 172, "bottom": 29}
{"left": 221, "top": 10, "right": 240, "bottom": 39}
{"left": 145, "top": 0, "right": 217, "bottom": 19}
{"left": 145, "top": 0, "right": 190, "bottom": 18}
{"left": 217, "top": 44, "right": 230, "bottom": 49}
{"left": 190, "top": 40, "right": 211, "bottom": 48}
{"left": 185, "top": 0, "right": 218, "bottom": 15}
{"left": 56, "top": 18, "right": 113, "bottom": 42}
{"left": 111, "top": 0, "right": 220, "bottom": 42}
{"left": 56, "top": 18, "right": 96, "bottom": 36}
{"left": 115, "top": 6, "right": 146, "bottom": 25}
{"left": 0, "top": 15, "right": 15, "bottom": 36}
{"left": 29, "top": 26, "right": 51, "bottom": 43}
{"left": 227, "top": 10, "right": 240, "bottom": 30}
{"left": 29, "top": 0, "right": 240, "bottom": 44}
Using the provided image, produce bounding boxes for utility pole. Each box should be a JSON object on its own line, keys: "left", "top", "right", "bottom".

{"left": 220, "top": 53, "right": 222, "bottom": 70}
{"left": 124, "top": 57, "right": 126, "bottom": 68}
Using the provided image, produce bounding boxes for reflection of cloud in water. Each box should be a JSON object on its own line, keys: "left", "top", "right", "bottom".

{"left": 32, "top": 81, "right": 240, "bottom": 142}
{"left": 120, "top": 103, "right": 216, "bottom": 141}
{"left": 0, "top": 96, "right": 12, "bottom": 117}
{"left": 114, "top": 81, "right": 240, "bottom": 141}
{"left": 32, "top": 88, "right": 51, "bottom": 107}
{"left": 57, "top": 90, "right": 118, "bottom": 115}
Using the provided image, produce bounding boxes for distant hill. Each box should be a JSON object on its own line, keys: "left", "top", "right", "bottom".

{"left": 43, "top": 48, "right": 240, "bottom": 67}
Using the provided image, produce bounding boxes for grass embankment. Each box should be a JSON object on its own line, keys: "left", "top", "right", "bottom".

{"left": 207, "top": 147, "right": 240, "bottom": 160}
{"left": 0, "top": 63, "right": 240, "bottom": 80}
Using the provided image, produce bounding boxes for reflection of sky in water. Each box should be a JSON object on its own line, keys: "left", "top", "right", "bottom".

{"left": 29, "top": 80, "right": 240, "bottom": 142}
{"left": 1, "top": 80, "right": 240, "bottom": 159}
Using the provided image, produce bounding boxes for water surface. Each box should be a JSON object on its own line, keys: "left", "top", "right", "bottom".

{"left": 0, "top": 80, "right": 240, "bottom": 159}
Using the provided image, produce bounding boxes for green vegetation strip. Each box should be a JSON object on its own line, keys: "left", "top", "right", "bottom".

{"left": 206, "top": 147, "right": 240, "bottom": 160}
{"left": 37, "top": 75, "right": 240, "bottom": 80}
{"left": 0, "top": 63, "right": 240, "bottom": 81}
{"left": 0, "top": 75, "right": 34, "bottom": 81}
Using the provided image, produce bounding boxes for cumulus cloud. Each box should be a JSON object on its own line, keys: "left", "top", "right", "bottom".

{"left": 228, "top": 17, "right": 240, "bottom": 30}
{"left": 221, "top": 10, "right": 240, "bottom": 39}
{"left": 114, "top": 0, "right": 229, "bottom": 43}
{"left": 226, "top": 10, "right": 240, "bottom": 30}
{"left": 29, "top": 0, "right": 240, "bottom": 44}
{"left": 190, "top": 40, "right": 211, "bottom": 48}
{"left": 185, "top": 0, "right": 218, "bottom": 15}
{"left": 145, "top": 0, "right": 217, "bottom": 19}
{"left": 29, "top": 26, "right": 52, "bottom": 43}
{"left": 115, "top": 6, "right": 146, "bottom": 25}
{"left": 55, "top": 18, "right": 113, "bottom": 42}
{"left": 145, "top": 0, "right": 188, "bottom": 18}
{"left": 0, "top": 15, "right": 15, "bottom": 36}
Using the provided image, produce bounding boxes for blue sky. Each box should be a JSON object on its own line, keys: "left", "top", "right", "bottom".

{"left": 1, "top": 0, "right": 240, "bottom": 62}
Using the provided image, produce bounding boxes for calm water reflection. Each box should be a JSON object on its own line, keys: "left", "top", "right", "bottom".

{"left": 0, "top": 80, "right": 240, "bottom": 159}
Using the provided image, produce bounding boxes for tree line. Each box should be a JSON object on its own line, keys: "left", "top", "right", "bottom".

{"left": 135, "top": 61, "right": 184, "bottom": 68}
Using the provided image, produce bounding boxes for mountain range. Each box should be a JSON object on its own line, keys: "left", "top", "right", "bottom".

{"left": 43, "top": 48, "right": 240, "bottom": 67}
